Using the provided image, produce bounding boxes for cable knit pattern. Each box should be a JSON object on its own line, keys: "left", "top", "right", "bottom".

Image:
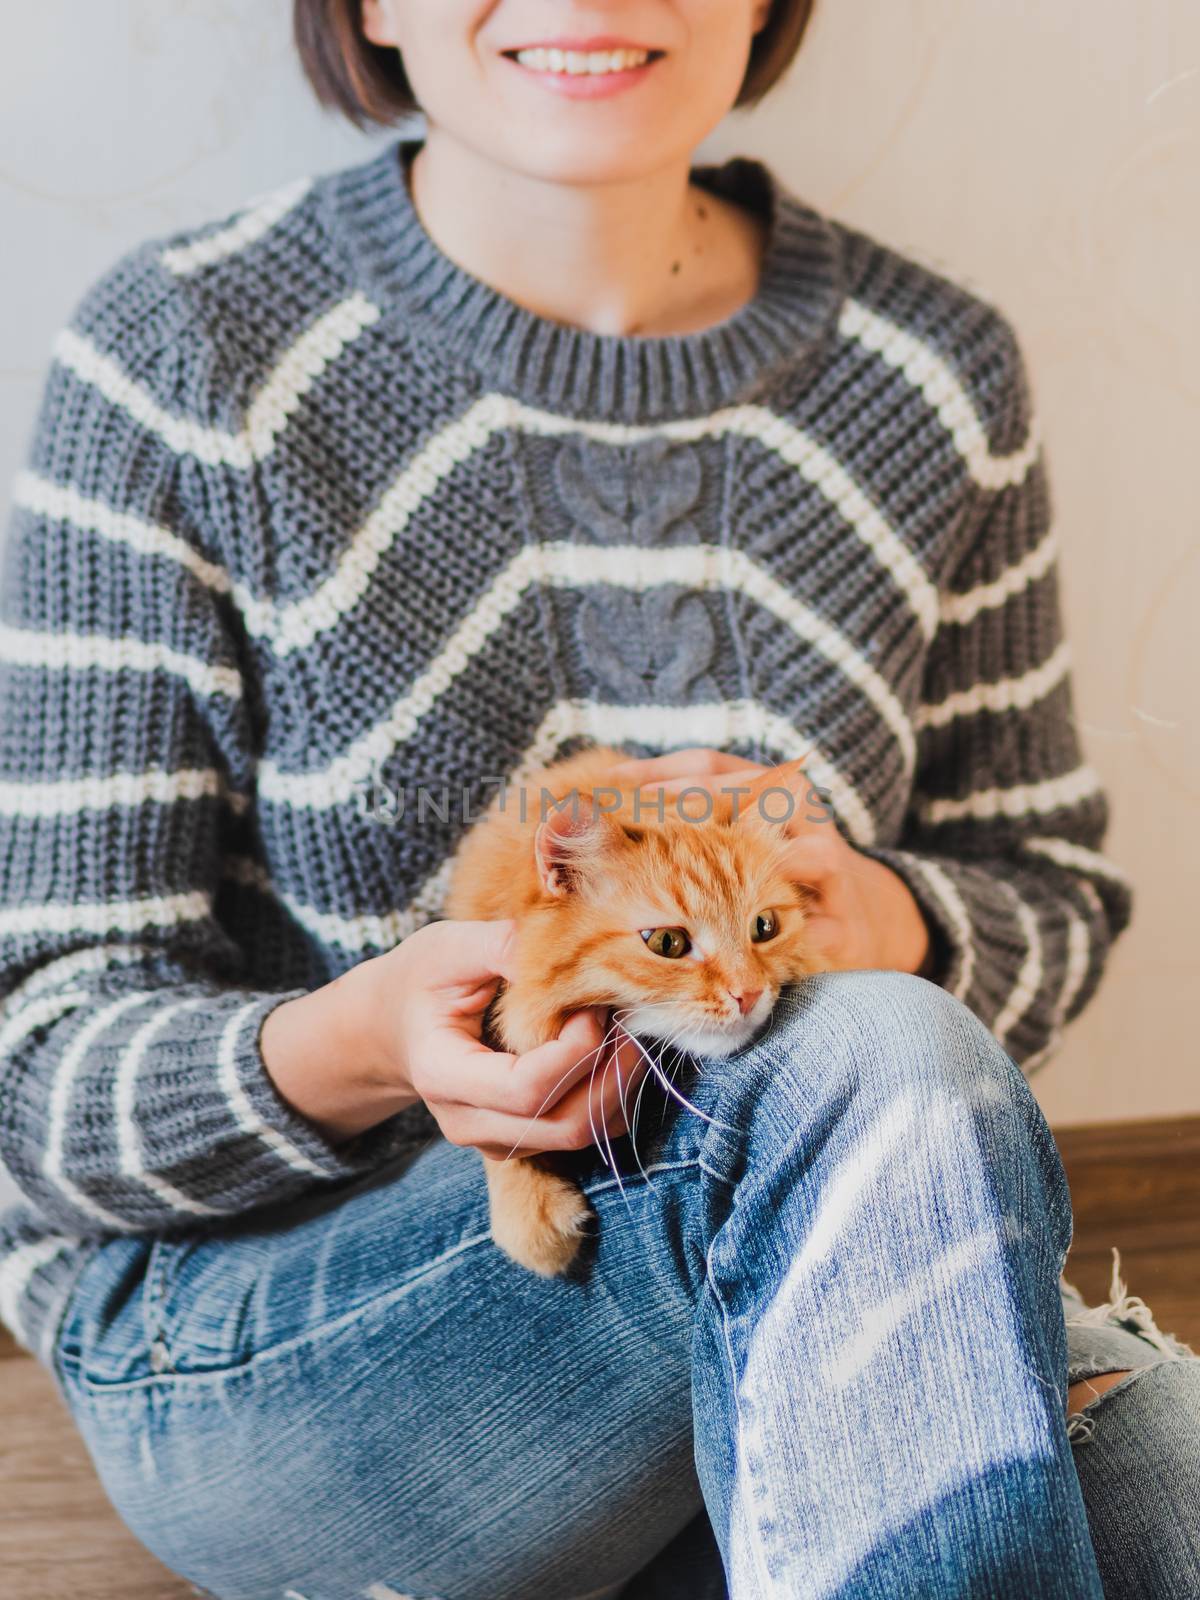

{"left": 558, "top": 438, "right": 721, "bottom": 702}
{"left": 0, "top": 136, "right": 1132, "bottom": 1359}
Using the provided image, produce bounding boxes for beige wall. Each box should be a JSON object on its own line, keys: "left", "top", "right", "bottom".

{"left": 1, "top": 1, "right": 1196, "bottom": 1156}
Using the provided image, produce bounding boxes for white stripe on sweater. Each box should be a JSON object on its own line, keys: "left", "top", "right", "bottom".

{"left": 0, "top": 768, "right": 248, "bottom": 818}
{"left": 45, "top": 299, "right": 1035, "bottom": 657}
{"left": 940, "top": 528, "right": 1059, "bottom": 627}
{"left": 1022, "top": 835, "right": 1132, "bottom": 889}
{"left": 1010, "top": 900, "right": 1096, "bottom": 1075}
{"left": 1075, "top": 879, "right": 1106, "bottom": 922}
{"left": 839, "top": 301, "right": 1040, "bottom": 491}
{"left": 54, "top": 329, "right": 253, "bottom": 470}
{"left": 0, "top": 989, "right": 90, "bottom": 1066}
{"left": 0, "top": 947, "right": 159, "bottom": 1077}
{"left": 990, "top": 887, "right": 1043, "bottom": 1050}
{"left": 0, "top": 890, "right": 210, "bottom": 939}
{"left": 115, "top": 997, "right": 227, "bottom": 1216}
{"left": 1036, "top": 880, "right": 1105, "bottom": 1062}
{"left": 0, "top": 622, "right": 242, "bottom": 702}
{"left": 34, "top": 380, "right": 962, "bottom": 654}
{"left": 0, "top": 943, "right": 159, "bottom": 1020}
{"left": 44, "top": 990, "right": 161, "bottom": 1229}
{"left": 53, "top": 292, "right": 381, "bottom": 470}
{"left": 235, "top": 393, "right": 940, "bottom": 648}
{"left": 915, "top": 641, "right": 1072, "bottom": 730}
{"left": 1059, "top": 903, "right": 1093, "bottom": 1026}
{"left": 255, "top": 547, "right": 915, "bottom": 808}
{"left": 159, "top": 179, "right": 313, "bottom": 276}
{"left": 12, "top": 473, "right": 234, "bottom": 594}
{"left": 0, "top": 1237, "right": 80, "bottom": 1352}
{"left": 895, "top": 854, "right": 976, "bottom": 1003}
{"left": 916, "top": 764, "right": 1103, "bottom": 826}
{"left": 217, "top": 999, "right": 329, "bottom": 1178}
{"left": 222, "top": 851, "right": 454, "bottom": 955}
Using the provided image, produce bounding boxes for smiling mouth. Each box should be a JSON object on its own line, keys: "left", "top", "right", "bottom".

{"left": 502, "top": 46, "right": 666, "bottom": 77}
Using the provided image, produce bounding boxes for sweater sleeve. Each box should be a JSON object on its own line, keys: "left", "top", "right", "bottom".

{"left": 858, "top": 321, "right": 1133, "bottom": 1074}
{"left": 0, "top": 248, "right": 404, "bottom": 1237}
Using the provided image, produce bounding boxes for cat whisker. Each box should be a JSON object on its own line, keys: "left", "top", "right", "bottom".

{"left": 595, "top": 1053, "right": 631, "bottom": 1207}
{"left": 607, "top": 1015, "right": 665, "bottom": 1193}
{"left": 661, "top": 1018, "right": 749, "bottom": 1143}
{"left": 619, "top": 1031, "right": 663, "bottom": 1192}
{"left": 630, "top": 1070, "right": 655, "bottom": 1179}
{"left": 498, "top": 1021, "right": 624, "bottom": 1165}
{"left": 586, "top": 1050, "right": 614, "bottom": 1176}
{"left": 609, "top": 1006, "right": 740, "bottom": 1137}
{"left": 610, "top": 1021, "right": 693, "bottom": 1182}
{"left": 614, "top": 1021, "right": 634, "bottom": 1127}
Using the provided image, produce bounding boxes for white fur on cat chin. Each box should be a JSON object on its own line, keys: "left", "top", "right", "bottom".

{"left": 621, "top": 989, "right": 775, "bottom": 1059}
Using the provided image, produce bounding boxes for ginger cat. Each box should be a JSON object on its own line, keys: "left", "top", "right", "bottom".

{"left": 443, "top": 745, "right": 828, "bottom": 1276}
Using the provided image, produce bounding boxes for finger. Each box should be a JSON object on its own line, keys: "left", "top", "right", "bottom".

{"left": 652, "top": 764, "right": 766, "bottom": 791}
{"left": 445, "top": 1052, "right": 621, "bottom": 1158}
{"left": 634, "top": 768, "right": 766, "bottom": 802}
{"left": 779, "top": 829, "right": 846, "bottom": 878}
{"left": 445, "top": 976, "right": 503, "bottom": 1018}
{"left": 454, "top": 1030, "right": 651, "bottom": 1158}
{"left": 504, "top": 1016, "right": 644, "bottom": 1148}
{"left": 538, "top": 1043, "right": 642, "bottom": 1150}
{"left": 430, "top": 1005, "right": 609, "bottom": 1118}
{"left": 439, "top": 1103, "right": 598, "bottom": 1158}
{"left": 608, "top": 747, "right": 755, "bottom": 782}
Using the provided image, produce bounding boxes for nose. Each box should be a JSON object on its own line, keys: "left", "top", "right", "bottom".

{"left": 730, "top": 988, "right": 763, "bottom": 1017}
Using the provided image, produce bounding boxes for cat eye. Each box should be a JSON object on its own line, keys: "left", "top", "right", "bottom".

{"left": 641, "top": 927, "right": 691, "bottom": 959}
{"left": 750, "top": 909, "right": 779, "bottom": 943}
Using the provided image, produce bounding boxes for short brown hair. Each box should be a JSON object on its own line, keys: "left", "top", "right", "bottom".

{"left": 294, "top": 1, "right": 816, "bottom": 129}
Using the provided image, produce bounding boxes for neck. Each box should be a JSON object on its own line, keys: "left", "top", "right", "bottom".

{"left": 407, "top": 128, "right": 765, "bottom": 339}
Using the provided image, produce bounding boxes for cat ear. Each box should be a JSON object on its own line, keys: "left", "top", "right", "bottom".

{"left": 534, "top": 795, "right": 619, "bottom": 897}
{"left": 734, "top": 756, "right": 813, "bottom": 836}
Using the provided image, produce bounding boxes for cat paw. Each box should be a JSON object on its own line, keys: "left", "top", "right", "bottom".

{"left": 491, "top": 1174, "right": 594, "bottom": 1277}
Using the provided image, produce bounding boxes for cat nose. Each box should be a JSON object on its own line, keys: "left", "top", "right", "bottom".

{"left": 730, "top": 988, "right": 763, "bottom": 1017}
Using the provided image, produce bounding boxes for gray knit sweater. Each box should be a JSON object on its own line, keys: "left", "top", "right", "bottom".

{"left": 0, "top": 136, "right": 1132, "bottom": 1361}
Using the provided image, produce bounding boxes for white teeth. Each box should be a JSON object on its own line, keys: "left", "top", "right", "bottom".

{"left": 513, "top": 46, "right": 652, "bottom": 75}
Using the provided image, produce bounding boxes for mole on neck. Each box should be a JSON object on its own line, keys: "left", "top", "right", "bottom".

{"left": 404, "top": 135, "right": 768, "bottom": 340}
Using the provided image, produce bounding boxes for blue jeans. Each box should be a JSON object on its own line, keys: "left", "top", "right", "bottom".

{"left": 48, "top": 971, "right": 1200, "bottom": 1599}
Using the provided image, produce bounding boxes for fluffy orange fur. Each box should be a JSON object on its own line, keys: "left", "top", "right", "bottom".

{"left": 443, "top": 744, "right": 827, "bottom": 1276}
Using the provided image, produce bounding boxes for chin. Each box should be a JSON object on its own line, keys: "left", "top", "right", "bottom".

{"left": 486, "top": 123, "right": 684, "bottom": 189}
{"left": 624, "top": 993, "right": 776, "bottom": 1060}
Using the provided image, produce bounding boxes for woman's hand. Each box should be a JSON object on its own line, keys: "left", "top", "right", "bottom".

{"left": 609, "top": 748, "right": 932, "bottom": 977}
{"left": 263, "top": 917, "right": 646, "bottom": 1159}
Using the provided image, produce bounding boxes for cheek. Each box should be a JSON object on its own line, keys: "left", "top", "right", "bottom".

{"left": 621, "top": 953, "right": 708, "bottom": 1003}
{"left": 676, "top": 0, "right": 762, "bottom": 94}
{"left": 387, "top": 0, "right": 490, "bottom": 100}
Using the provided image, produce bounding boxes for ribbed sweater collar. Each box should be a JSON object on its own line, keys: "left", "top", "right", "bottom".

{"left": 325, "top": 136, "right": 844, "bottom": 423}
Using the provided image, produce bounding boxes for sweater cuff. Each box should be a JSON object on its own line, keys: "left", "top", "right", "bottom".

{"left": 857, "top": 845, "right": 967, "bottom": 994}
{"left": 237, "top": 990, "right": 411, "bottom": 1179}
{"left": 1, "top": 985, "right": 418, "bottom": 1230}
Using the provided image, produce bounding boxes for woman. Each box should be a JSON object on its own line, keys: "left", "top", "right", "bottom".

{"left": 0, "top": 1, "right": 1196, "bottom": 1595}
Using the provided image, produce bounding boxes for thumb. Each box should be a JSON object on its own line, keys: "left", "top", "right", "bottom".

{"left": 425, "top": 916, "right": 519, "bottom": 985}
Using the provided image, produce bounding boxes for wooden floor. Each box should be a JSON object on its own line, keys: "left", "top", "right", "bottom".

{"left": 1054, "top": 1116, "right": 1200, "bottom": 1351}
{"left": 0, "top": 1335, "right": 195, "bottom": 1598}
{"left": 0, "top": 1117, "right": 1196, "bottom": 1597}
